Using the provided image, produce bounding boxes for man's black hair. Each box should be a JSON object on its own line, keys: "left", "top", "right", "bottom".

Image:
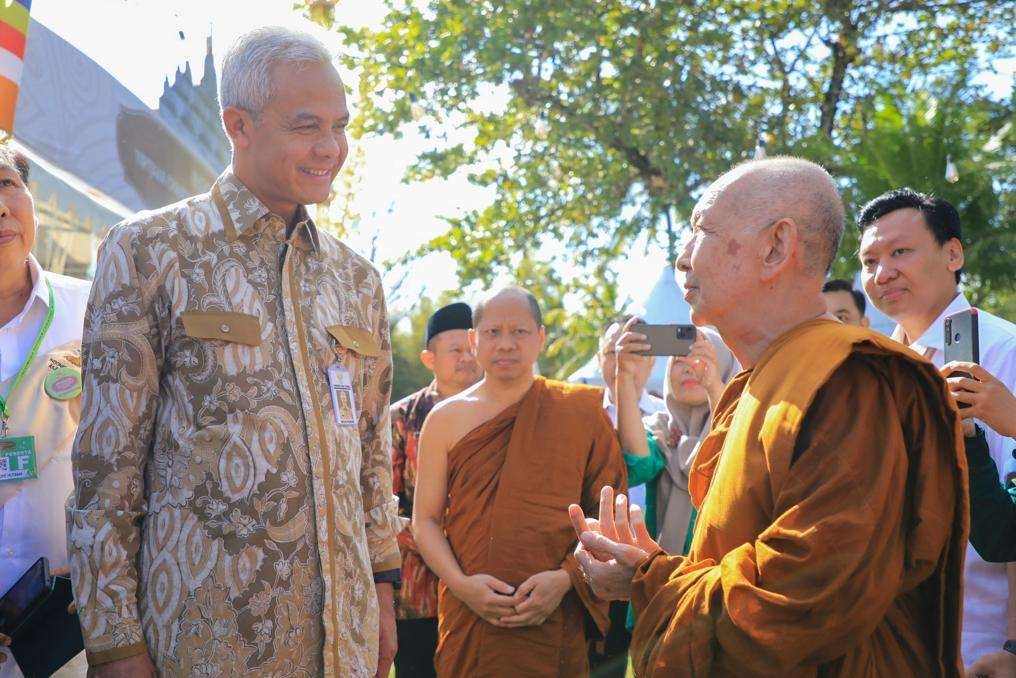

{"left": 821, "top": 278, "right": 866, "bottom": 316}
{"left": 857, "top": 187, "right": 962, "bottom": 283}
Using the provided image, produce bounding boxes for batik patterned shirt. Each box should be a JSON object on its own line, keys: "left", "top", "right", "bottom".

{"left": 66, "top": 170, "right": 401, "bottom": 677}
{"left": 390, "top": 381, "right": 441, "bottom": 619}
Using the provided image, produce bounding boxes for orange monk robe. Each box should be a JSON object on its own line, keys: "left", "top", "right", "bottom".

{"left": 436, "top": 376, "right": 627, "bottom": 677}
{"left": 630, "top": 320, "right": 967, "bottom": 677}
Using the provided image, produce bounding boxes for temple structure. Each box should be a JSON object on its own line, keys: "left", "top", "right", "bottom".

{"left": 14, "top": 21, "right": 229, "bottom": 278}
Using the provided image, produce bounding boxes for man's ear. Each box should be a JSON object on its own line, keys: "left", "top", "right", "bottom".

{"left": 468, "top": 328, "right": 478, "bottom": 353}
{"left": 538, "top": 325, "right": 547, "bottom": 351}
{"left": 222, "top": 107, "right": 256, "bottom": 150}
{"left": 861, "top": 316, "right": 870, "bottom": 328}
{"left": 420, "top": 349, "right": 435, "bottom": 371}
{"left": 945, "top": 237, "right": 964, "bottom": 274}
{"left": 760, "top": 218, "right": 797, "bottom": 279}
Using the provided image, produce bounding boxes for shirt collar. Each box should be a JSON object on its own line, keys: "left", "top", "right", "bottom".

{"left": 892, "top": 292, "right": 970, "bottom": 353}
{"left": 25, "top": 254, "right": 49, "bottom": 310}
{"left": 601, "top": 385, "right": 656, "bottom": 415}
{"left": 211, "top": 169, "right": 320, "bottom": 253}
{"left": 0, "top": 255, "right": 48, "bottom": 334}
{"left": 425, "top": 380, "right": 443, "bottom": 402}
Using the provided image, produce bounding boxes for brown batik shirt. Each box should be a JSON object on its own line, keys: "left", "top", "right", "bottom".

{"left": 66, "top": 170, "right": 401, "bottom": 676}
{"left": 390, "top": 380, "right": 442, "bottom": 619}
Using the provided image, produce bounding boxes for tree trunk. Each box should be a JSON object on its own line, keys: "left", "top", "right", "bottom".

{"left": 820, "top": 16, "right": 859, "bottom": 138}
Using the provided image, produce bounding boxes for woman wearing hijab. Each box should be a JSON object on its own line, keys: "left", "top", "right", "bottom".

{"left": 613, "top": 318, "right": 738, "bottom": 554}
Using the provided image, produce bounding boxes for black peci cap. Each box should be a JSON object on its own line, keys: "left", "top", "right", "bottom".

{"left": 425, "top": 302, "right": 473, "bottom": 347}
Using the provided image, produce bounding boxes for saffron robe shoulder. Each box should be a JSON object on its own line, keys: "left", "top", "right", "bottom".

{"left": 629, "top": 319, "right": 967, "bottom": 677}
{"left": 436, "top": 376, "right": 626, "bottom": 678}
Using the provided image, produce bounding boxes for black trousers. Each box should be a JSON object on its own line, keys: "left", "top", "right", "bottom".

{"left": 588, "top": 600, "right": 631, "bottom": 677}
{"left": 395, "top": 617, "right": 438, "bottom": 678}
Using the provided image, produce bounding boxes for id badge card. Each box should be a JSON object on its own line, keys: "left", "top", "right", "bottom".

{"left": 327, "top": 364, "right": 358, "bottom": 427}
{"left": 0, "top": 436, "right": 38, "bottom": 482}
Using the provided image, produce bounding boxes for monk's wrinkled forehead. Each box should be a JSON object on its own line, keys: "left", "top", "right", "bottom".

{"left": 691, "top": 172, "right": 740, "bottom": 228}
{"left": 475, "top": 290, "right": 541, "bottom": 329}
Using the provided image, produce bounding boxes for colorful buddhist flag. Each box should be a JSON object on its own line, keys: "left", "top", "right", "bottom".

{"left": 0, "top": 0, "right": 30, "bottom": 133}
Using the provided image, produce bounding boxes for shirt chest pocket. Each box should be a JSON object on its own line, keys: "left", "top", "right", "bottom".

{"left": 181, "top": 311, "right": 263, "bottom": 375}
{"left": 325, "top": 324, "right": 381, "bottom": 396}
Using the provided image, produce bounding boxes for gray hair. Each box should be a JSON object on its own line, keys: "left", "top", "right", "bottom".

{"left": 219, "top": 26, "right": 334, "bottom": 121}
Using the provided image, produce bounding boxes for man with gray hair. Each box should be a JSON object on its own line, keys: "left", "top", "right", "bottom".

{"left": 67, "top": 27, "right": 401, "bottom": 677}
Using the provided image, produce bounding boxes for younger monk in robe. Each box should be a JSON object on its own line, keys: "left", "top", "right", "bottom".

{"left": 570, "top": 157, "right": 968, "bottom": 676}
{"left": 413, "top": 287, "right": 626, "bottom": 677}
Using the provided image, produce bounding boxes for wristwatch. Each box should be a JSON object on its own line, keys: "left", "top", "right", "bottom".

{"left": 1004, "top": 639, "right": 1016, "bottom": 656}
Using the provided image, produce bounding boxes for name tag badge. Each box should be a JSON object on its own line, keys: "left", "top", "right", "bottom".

{"left": 327, "top": 364, "right": 358, "bottom": 427}
{"left": 0, "top": 436, "right": 38, "bottom": 482}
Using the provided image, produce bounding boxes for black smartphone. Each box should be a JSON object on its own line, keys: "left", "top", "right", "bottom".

{"left": 944, "top": 308, "right": 979, "bottom": 409}
{"left": 0, "top": 557, "right": 51, "bottom": 636}
{"left": 633, "top": 323, "right": 697, "bottom": 356}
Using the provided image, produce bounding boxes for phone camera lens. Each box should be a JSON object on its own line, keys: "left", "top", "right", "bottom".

{"left": 954, "top": 333, "right": 961, "bottom": 342}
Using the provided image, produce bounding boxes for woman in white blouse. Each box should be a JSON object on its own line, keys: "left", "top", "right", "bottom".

{"left": 0, "top": 147, "right": 91, "bottom": 677}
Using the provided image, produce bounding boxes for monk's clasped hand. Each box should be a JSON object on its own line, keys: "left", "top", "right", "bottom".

{"left": 451, "top": 573, "right": 518, "bottom": 627}
{"left": 568, "top": 486, "right": 661, "bottom": 601}
{"left": 497, "top": 569, "right": 572, "bottom": 628}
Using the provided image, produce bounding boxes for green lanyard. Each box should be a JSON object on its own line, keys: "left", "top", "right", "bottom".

{"left": 0, "top": 279, "right": 55, "bottom": 430}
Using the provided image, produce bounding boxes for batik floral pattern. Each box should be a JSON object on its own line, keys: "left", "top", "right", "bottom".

{"left": 67, "top": 171, "right": 400, "bottom": 676}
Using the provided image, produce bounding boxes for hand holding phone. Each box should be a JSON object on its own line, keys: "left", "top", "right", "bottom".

{"left": 943, "top": 309, "right": 979, "bottom": 409}
{"left": 632, "top": 323, "right": 697, "bottom": 357}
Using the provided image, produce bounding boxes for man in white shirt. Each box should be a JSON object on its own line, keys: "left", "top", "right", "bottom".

{"left": 858, "top": 187, "right": 1016, "bottom": 674}
{"left": 0, "top": 148, "right": 91, "bottom": 676}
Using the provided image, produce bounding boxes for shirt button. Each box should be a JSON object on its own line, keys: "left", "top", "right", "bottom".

{"left": 220, "top": 324, "right": 231, "bottom": 333}
{"left": 352, "top": 340, "right": 360, "bottom": 348}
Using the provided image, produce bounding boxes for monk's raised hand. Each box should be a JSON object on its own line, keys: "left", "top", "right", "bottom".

{"left": 574, "top": 537, "right": 639, "bottom": 601}
{"left": 614, "top": 493, "right": 635, "bottom": 545}
{"left": 450, "top": 573, "right": 518, "bottom": 627}
{"left": 628, "top": 504, "right": 662, "bottom": 554}
{"left": 598, "top": 485, "right": 619, "bottom": 541}
{"left": 568, "top": 503, "right": 593, "bottom": 536}
{"left": 574, "top": 502, "right": 660, "bottom": 601}
{"left": 569, "top": 504, "right": 613, "bottom": 562}
{"left": 498, "top": 569, "right": 571, "bottom": 628}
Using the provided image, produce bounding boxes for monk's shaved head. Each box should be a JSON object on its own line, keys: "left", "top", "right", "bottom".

{"left": 698, "top": 157, "right": 844, "bottom": 274}
{"left": 473, "top": 286, "right": 543, "bottom": 328}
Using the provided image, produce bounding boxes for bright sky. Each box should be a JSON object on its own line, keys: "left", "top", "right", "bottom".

{"left": 27, "top": 0, "right": 1013, "bottom": 317}
{"left": 27, "top": 0, "right": 667, "bottom": 316}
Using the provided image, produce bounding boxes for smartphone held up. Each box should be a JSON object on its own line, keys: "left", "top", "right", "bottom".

{"left": 633, "top": 323, "right": 697, "bottom": 357}
{"left": 943, "top": 308, "right": 980, "bottom": 410}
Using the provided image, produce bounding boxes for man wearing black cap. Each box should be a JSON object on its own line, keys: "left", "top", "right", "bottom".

{"left": 390, "top": 302, "right": 481, "bottom": 676}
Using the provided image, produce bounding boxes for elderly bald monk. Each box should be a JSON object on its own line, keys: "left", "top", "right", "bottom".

{"left": 413, "top": 287, "right": 626, "bottom": 676}
{"left": 570, "top": 157, "right": 968, "bottom": 676}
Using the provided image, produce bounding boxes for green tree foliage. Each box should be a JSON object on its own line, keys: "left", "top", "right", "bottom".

{"left": 832, "top": 82, "right": 1015, "bottom": 311}
{"left": 390, "top": 296, "right": 439, "bottom": 401}
{"left": 312, "top": 0, "right": 1013, "bottom": 376}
